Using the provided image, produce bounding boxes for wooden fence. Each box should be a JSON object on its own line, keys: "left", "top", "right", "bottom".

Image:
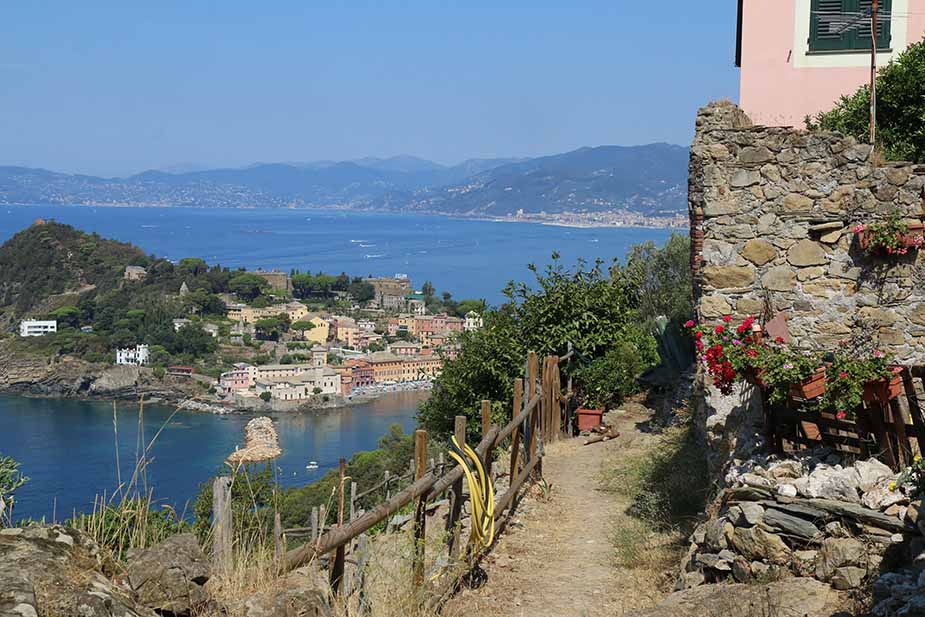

{"left": 764, "top": 366, "right": 925, "bottom": 470}
{"left": 212, "top": 348, "right": 575, "bottom": 609}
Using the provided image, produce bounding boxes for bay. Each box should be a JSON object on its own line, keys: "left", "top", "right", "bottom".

{"left": 0, "top": 205, "right": 675, "bottom": 305}
{"left": 0, "top": 204, "right": 675, "bottom": 522}
{"left": 1, "top": 391, "right": 424, "bottom": 522}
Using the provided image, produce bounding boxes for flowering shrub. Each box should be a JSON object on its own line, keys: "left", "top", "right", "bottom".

{"left": 686, "top": 315, "right": 764, "bottom": 395}
{"left": 893, "top": 455, "right": 924, "bottom": 496}
{"left": 855, "top": 210, "right": 924, "bottom": 256}
{"left": 820, "top": 350, "right": 893, "bottom": 421}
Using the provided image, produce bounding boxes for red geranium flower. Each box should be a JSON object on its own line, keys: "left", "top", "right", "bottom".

{"left": 714, "top": 325, "right": 725, "bottom": 334}
{"left": 722, "top": 315, "right": 732, "bottom": 322}
{"left": 684, "top": 320, "right": 695, "bottom": 328}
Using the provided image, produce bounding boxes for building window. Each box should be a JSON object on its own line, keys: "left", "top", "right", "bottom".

{"left": 810, "top": 0, "right": 891, "bottom": 52}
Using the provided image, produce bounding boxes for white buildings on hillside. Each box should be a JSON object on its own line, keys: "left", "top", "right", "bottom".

{"left": 19, "top": 320, "right": 57, "bottom": 337}
{"left": 116, "top": 344, "right": 150, "bottom": 366}
{"left": 464, "top": 311, "right": 483, "bottom": 332}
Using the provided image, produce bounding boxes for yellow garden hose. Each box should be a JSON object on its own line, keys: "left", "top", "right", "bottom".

{"left": 448, "top": 435, "right": 495, "bottom": 549}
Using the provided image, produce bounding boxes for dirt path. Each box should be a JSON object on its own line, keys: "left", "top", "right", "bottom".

{"left": 446, "top": 401, "right": 672, "bottom": 617}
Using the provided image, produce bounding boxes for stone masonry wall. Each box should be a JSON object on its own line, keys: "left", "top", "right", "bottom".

{"left": 690, "top": 101, "right": 925, "bottom": 364}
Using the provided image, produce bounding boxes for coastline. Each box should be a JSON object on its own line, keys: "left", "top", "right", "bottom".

{"left": 1, "top": 201, "right": 687, "bottom": 230}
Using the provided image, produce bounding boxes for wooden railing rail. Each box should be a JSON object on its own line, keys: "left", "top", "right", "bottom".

{"left": 265, "top": 347, "right": 577, "bottom": 607}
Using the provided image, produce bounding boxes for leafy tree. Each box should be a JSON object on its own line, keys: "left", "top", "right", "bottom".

{"left": 312, "top": 387, "right": 323, "bottom": 395}
{"left": 456, "top": 299, "right": 487, "bottom": 317}
{"left": 255, "top": 317, "right": 283, "bottom": 341}
{"left": 419, "top": 253, "right": 658, "bottom": 438}
{"left": 178, "top": 257, "right": 208, "bottom": 277}
{"left": 51, "top": 305, "right": 81, "bottom": 328}
{"left": 623, "top": 234, "right": 692, "bottom": 327}
{"left": 421, "top": 281, "right": 435, "bottom": 299}
{"left": 229, "top": 273, "right": 270, "bottom": 301}
{"left": 808, "top": 37, "right": 925, "bottom": 161}
{"left": 259, "top": 391, "right": 272, "bottom": 402}
{"left": 291, "top": 320, "right": 316, "bottom": 339}
{"left": 0, "top": 454, "right": 28, "bottom": 527}
{"left": 347, "top": 278, "right": 375, "bottom": 303}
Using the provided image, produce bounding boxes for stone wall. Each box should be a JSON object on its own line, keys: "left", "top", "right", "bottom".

{"left": 690, "top": 101, "right": 925, "bottom": 363}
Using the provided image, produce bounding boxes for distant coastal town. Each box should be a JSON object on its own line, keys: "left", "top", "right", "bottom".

{"left": 16, "top": 258, "right": 481, "bottom": 413}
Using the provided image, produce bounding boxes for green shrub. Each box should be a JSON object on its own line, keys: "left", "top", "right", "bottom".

{"left": 808, "top": 37, "right": 925, "bottom": 162}
{"left": 573, "top": 327, "right": 659, "bottom": 409}
{"left": 259, "top": 391, "right": 271, "bottom": 402}
{"left": 0, "top": 454, "right": 28, "bottom": 527}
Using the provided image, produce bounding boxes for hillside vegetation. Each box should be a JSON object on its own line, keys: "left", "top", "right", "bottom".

{"left": 808, "top": 36, "right": 925, "bottom": 162}
{"left": 0, "top": 220, "right": 146, "bottom": 316}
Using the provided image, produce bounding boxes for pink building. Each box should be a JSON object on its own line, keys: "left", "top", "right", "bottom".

{"left": 219, "top": 363, "right": 253, "bottom": 393}
{"left": 737, "top": 0, "right": 925, "bottom": 127}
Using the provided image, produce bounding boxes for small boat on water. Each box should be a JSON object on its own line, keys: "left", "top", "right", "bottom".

{"left": 305, "top": 461, "right": 319, "bottom": 470}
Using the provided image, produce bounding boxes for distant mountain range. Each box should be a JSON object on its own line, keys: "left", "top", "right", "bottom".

{"left": 0, "top": 144, "right": 688, "bottom": 218}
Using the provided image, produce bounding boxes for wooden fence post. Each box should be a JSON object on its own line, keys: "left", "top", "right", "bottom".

{"left": 330, "top": 459, "right": 347, "bottom": 595}
{"left": 509, "top": 378, "right": 523, "bottom": 481}
{"left": 212, "top": 476, "right": 233, "bottom": 573}
{"left": 412, "top": 429, "right": 428, "bottom": 586}
{"left": 447, "top": 415, "right": 466, "bottom": 561}
{"left": 350, "top": 481, "right": 358, "bottom": 522}
{"left": 311, "top": 506, "right": 319, "bottom": 542}
{"left": 527, "top": 351, "right": 542, "bottom": 477}
{"left": 273, "top": 511, "right": 283, "bottom": 573}
{"left": 481, "top": 400, "right": 491, "bottom": 439}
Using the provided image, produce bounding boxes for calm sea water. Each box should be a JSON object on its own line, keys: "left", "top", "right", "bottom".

{"left": 1, "top": 392, "right": 424, "bottom": 521}
{"left": 0, "top": 205, "right": 674, "bottom": 304}
{"left": 0, "top": 205, "right": 675, "bottom": 521}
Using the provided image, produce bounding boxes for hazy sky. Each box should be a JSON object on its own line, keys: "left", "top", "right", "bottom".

{"left": 0, "top": 1, "right": 739, "bottom": 177}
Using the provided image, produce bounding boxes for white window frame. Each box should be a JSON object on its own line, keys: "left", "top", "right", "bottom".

{"left": 793, "top": 0, "right": 909, "bottom": 68}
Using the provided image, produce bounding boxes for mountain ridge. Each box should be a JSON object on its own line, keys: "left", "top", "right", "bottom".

{"left": 0, "top": 144, "right": 688, "bottom": 218}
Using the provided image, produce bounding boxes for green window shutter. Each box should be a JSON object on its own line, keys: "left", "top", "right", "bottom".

{"left": 810, "top": 0, "right": 853, "bottom": 51}
{"left": 854, "top": 0, "right": 892, "bottom": 50}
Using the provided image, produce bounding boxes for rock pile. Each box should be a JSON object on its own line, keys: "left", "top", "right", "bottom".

{"left": 226, "top": 416, "right": 282, "bottom": 464}
{"left": 682, "top": 450, "right": 925, "bottom": 615}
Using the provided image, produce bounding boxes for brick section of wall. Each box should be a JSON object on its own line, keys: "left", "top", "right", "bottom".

{"left": 690, "top": 101, "right": 925, "bottom": 363}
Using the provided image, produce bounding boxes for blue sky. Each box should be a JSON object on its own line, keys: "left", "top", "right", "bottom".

{"left": 0, "top": 1, "right": 739, "bottom": 177}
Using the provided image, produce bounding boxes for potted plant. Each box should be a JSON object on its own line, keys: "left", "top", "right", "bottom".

{"left": 862, "top": 365, "right": 904, "bottom": 404}
{"left": 820, "top": 350, "right": 894, "bottom": 421}
{"left": 758, "top": 344, "right": 825, "bottom": 403}
{"left": 854, "top": 210, "right": 925, "bottom": 256}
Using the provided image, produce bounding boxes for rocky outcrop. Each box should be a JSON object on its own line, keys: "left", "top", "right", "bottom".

{"left": 125, "top": 533, "right": 211, "bottom": 616}
{"left": 0, "top": 340, "right": 202, "bottom": 402}
{"left": 631, "top": 578, "right": 842, "bottom": 617}
{"left": 0, "top": 525, "right": 155, "bottom": 617}
{"left": 241, "top": 568, "right": 331, "bottom": 617}
{"left": 226, "top": 416, "right": 282, "bottom": 464}
{"left": 681, "top": 450, "right": 925, "bottom": 616}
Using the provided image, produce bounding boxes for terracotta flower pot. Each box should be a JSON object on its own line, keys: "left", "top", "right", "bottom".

{"left": 788, "top": 367, "right": 827, "bottom": 400}
{"left": 863, "top": 368, "right": 904, "bottom": 404}
{"left": 576, "top": 408, "right": 604, "bottom": 432}
{"left": 857, "top": 222, "right": 925, "bottom": 254}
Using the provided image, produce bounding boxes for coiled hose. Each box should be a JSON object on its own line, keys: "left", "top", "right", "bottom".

{"left": 447, "top": 435, "right": 495, "bottom": 549}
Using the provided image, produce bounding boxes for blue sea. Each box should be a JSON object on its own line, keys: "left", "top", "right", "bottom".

{"left": 0, "top": 205, "right": 675, "bottom": 305}
{"left": 0, "top": 205, "right": 675, "bottom": 522}
{"left": 2, "top": 392, "right": 425, "bottom": 522}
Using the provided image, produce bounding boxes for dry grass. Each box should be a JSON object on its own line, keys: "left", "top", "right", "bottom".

{"left": 599, "top": 405, "right": 712, "bottom": 589}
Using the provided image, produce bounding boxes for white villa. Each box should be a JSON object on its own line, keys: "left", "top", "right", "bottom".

{"left": 19, "top": 320, "right": 57, "bottom": 337}
{"left": 116, "top": 344, "right": 150, "bottom": 366}
{"left": 464, "top": 311, "right": 483, "bottom": 332}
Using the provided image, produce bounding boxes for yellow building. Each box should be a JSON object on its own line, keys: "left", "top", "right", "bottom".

{"left": 227, "top": 301, "right": 310, "bottom": 325}
{"left": 295, "top": 316, "right": 330, "bottom": 345}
